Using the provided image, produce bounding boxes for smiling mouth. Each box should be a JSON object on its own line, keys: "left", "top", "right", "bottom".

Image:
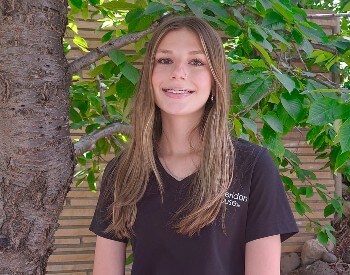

{"left": 162, "top": 88, "right": 195, "bottom": 94}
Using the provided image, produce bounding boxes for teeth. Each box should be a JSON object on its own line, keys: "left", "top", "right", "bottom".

{"left": 163, "top": 89, "right": 193, "bottom": 94}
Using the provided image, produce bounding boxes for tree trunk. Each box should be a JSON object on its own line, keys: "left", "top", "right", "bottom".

{"left": 0, "top": 0, "right": 74, "bottom": 273}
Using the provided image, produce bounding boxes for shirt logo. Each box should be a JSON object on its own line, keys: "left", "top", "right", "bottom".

{"left": 223, "top": 191, "right": 248, "bottom": 208}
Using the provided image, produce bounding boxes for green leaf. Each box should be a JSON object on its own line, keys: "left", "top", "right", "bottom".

{"left": 272, "top": 71, "right": 295, "bottom": 93}
{"left": 343, "top": 1, "right": 350, "bottom": 11}
{"left": 241, "top": 117, "right": 257, "bottom": 134}
{"left": 120, "top": 62, "right": 140, "bottom": 85}
{"left": 317, "top": 189, "right": 328, "bottom": 203}
{"left": 87, "top": 170, "right": 96, "bottom": 191}
{"left": 204, "top": 2, "right": 229, "bottom": 17}
{"left": 292, "top": 28, "right": 303, "bottom": 44}
{"left": 185, "top": 0, "right": 204, "bottom": 18}
{"left": 221, "top": 18, "right": 242, "bottom": 37}
{"left": 282, "top": 175, "right": 293, "bottom": 189}
{"left": 300, "top": 200, "right": 312, "bottom": 213}
{"left": 250, "top": 40, "right": 274, "bottom": 65}
{"left": 128, "top": 14, "right": 155, "bottom": 32}
{"left": 326, "top": 230, "right": 337, "bottom": 245}
{"left": 331, "top": 198, "right": 343, "bottom": 216}
{"left": 125, "top": 8, "right": 144, "bottom": 23}
{"left": 102, "top": 31, "right": 113, "bottom": 43}
{"left": 89, "top": 97, "right": 102, "bottom": 114}
{"left": 271, "top": 0, "right": 294, "bottom": 23}
{"left": 86, "top": 124, "right": 99, "bottom": 134}
{"left": 297, "top": 21, "right": 328, "bottom": 43}
{"left": 263, "top": 112, "right": 284, "bottom": 133}
{"left": 300, "top": 38, "right": 314, "bottom": 56}
{"left": 339, "top": 118, "right": 350, "bottom": 152}
{"left": 284, "top": 149, "right": 301, "bottom": 164}
{"left": 116, "top": 76, "right": 135, "bottom": 98}
{"left": 261, "top": 125, "right": 285, "bottom": 157}
{"left": 324, "top": 204, "right": 335, "bottom": 217}
{"left": 68, "top": 22, "right": 78, "bottom": 34}
{"left": 81, "top": 2, "right": 88, "bottom": 20}
{"left": 231, "top": 71, "right": 259, "bottom": 85}
{"left": 73, "top": 36, "right": 89, "bottom": 52}
{"left": 74, "top": 169, "right": 86, "bottom": 178}
{"left": 238, "top": 78, "right": 271, "bottom": 106}
{"left": 280, "top": 92, "right": 304, "bottom": 121}
{"left": 262, "top": 11, "right": 285, "bottom": 30}
{"left": 109, "top": 50, "right": 126, "bottom": 66}
{"left": 268, "top": 29, "right": 289, "bottom": 46}
{"left": 70, "top": 108, "right": 82, "bottom": 123}
{"left": 335, "top": 152, "right": 350, "bottom": 171}
{"left": 70, "top": 0, "right": 83, "bottom": 9}
{"left": 294, "top": 201, "right": 305, "bottom": 215}
{"left": 75, "top": 177, "right": 86, "bottom": 187}
{"left": 316, "top": 183, "right": 327, "bottom": 190}
{"left": 317, "top": 231, "right": 328, "bottom": 245}
{"left": 258, "top": 0, "right": 272, "bottom": 10}
{"left": 101, "top": 0, "right": 138, "bottom": 10}
{"left": 102, "top": 61, "right": 116, "bottom": 79}
{"left": 305, "top": 186, "right": 314, "bottom": 198}
{"left": 292, "top": 28, "right": 314, "bottom": 56}
{"left": 233, "top": 118, "right": 242, "bottom": 137}
{"left": 307, "top": 98, "right": 349, "bottom": 126}
{"left": 144, "top": 2, "right": 167, "bottom": 14}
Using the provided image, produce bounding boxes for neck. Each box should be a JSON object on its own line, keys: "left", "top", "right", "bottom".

{"left": 158, "top": 113, "right": 202, "bottom": 157}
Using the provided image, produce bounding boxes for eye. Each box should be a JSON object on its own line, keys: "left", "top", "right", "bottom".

{"left": 157, "top": 58, "right": 172, "bottom": 64}
{"left": 190, "top": 58, "right": 205, "bottom": 66}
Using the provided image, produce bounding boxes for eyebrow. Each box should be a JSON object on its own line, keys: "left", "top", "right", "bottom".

{"left": 156, "top": 49, "right": 205, "bottom": 55}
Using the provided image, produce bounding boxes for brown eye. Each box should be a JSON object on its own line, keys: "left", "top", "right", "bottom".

{"left": 190, "top": 58, "right": 205, "bottom": 66}
{"left": 157, "top": 58, "right": 173, "bottom": 64}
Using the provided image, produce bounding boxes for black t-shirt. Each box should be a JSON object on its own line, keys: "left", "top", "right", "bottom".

{"left": 90, "top": 139, "right": 299, "bottom": 275}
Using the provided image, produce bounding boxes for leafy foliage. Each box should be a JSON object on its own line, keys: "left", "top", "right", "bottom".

{"left": 66, "top": 0, "right": 350, "bottom": 245}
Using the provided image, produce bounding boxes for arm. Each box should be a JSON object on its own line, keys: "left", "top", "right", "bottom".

{"left": 93, "top": 236, "right": 127, "bottom": 275}
{"left": 245, "top": 234, "right": 281, "bottom": 275}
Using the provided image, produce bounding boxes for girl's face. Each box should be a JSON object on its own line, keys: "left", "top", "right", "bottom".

{"left": 152, "top": 28, "right": 213, "bottom": 119}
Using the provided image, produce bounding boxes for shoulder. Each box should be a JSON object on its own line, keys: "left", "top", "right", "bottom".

{"left": 232, "top": 138, "right": 266, "bottom": 170}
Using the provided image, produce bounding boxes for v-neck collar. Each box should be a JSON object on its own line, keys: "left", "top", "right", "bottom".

{"left": 155, "top": 153, "right": 196, "bottom": 184}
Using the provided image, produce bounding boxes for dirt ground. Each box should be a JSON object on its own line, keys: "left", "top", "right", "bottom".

{"left": 330, "top": 215, "right": 350, "bottom": 274}
{"left": 330, "top": 186, "right": 350, "bottom": 274}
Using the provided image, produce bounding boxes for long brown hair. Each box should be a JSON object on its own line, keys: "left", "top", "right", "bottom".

{"left": 108, "top": 16, "right": 234, "bottom": 238}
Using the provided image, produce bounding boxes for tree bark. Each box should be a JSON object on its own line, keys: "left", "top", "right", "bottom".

{"left": 0, "top": 0, "right": 74, "bottom": 273}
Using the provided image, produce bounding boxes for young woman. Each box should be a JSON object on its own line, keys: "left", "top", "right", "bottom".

{"left": 90, "top": 16, "right": 299, "bottom": 275}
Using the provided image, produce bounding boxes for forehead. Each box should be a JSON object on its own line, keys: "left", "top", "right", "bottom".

{"left": 156, "top": 28, "right": 204, "bottom": 53}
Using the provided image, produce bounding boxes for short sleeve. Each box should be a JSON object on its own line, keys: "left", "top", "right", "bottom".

{"left": 245, "top": 148, "right": 299, "bottom": 243}
{"left": 89, "top": 157, "right": 129, "bottom": 243}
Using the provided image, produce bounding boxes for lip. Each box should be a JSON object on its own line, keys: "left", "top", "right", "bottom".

{"left": 161, "top": 87, "right": 194, "bottom": 99}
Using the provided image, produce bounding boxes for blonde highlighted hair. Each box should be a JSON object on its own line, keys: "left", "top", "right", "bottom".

{"left": 108, "top": 16, "right": 234, "bottom": 238}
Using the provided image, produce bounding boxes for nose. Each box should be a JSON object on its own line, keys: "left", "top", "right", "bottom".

{"left": 171, "top": 64, "right": 187, "bottom": 80}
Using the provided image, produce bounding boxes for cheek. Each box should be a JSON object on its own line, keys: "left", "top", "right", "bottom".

{"left": 152, "top": 67, "right": 165, "bottom": 86}
{"left": 193, "top": 71, "right": 213, "bottom": 87}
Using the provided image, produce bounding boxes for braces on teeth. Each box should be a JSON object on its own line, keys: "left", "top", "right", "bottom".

{"left": 163, "top": 89, "right": 193, "bottom": 94}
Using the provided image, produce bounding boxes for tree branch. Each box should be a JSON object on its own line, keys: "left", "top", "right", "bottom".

{"left": 307, "top": 12, "right": 350, "bottom": 19}
{"left": 90, "top": 64, "right": 109, "bottom": 116}
{"left": 311, "top": 42, "right": 337, "bottom": 54}
{"left": 74, "top": 122, "right": 132, "bottom": 156}
{"left": 293, "top": 42, "right": 308, "bottom": 71}
{"left": 68, "top": 21, "right": 159, "bottom": 76}
{"left": 90, "top": 64, "right": 126, "bottom": 150}
{"left": 303, "top": 72, "right": 338, "bottom": 89}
